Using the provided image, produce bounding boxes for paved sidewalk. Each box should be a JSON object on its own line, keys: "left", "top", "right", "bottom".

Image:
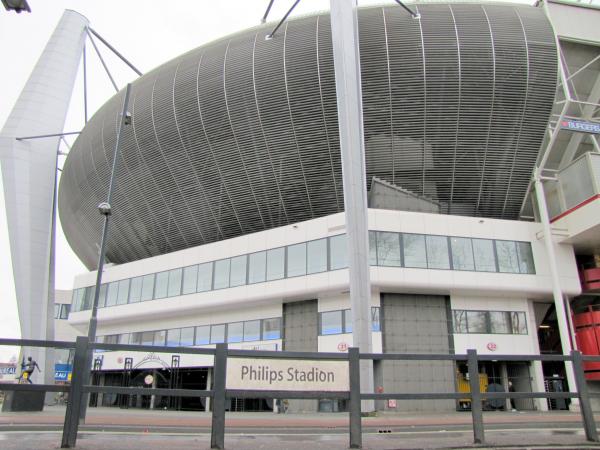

{"left": 1, "top": 407, "right": 599, "bottom": 449}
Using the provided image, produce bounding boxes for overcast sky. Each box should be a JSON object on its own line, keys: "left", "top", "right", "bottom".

{"left": 0, "top": 0, "right": 539, "bottom": 361}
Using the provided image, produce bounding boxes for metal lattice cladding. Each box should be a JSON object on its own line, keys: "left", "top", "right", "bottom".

{"left": 58, "top": 3, "right": 557, "bottom": 269}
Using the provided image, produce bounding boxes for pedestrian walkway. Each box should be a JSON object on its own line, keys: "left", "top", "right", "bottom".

{"left": 1, "top": 407, "right": 599, "bottom": 449}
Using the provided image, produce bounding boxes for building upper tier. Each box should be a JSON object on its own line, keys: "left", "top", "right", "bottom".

{"left": 58, "top": 3, "right": 557, "bottom": 269}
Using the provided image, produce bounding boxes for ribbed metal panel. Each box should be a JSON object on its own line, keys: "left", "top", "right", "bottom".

{"left": 58, "top": 3, "right": 557, "bottom": 269}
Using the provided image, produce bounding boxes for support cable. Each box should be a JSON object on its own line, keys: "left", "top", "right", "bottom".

{"left": 88, "top": 27, "right": 143, "bottom": 77}
{"left": 261, "top": 0, "right": 275, "bottom": 23}
{"left": 86, "top": 28, "right": 119, "bottom": 93}
{"left": 16, "top": 131, "right": 80, "bottom": 141}
{"left": 266, "top": 0, "right": 301, "bottom": 39}
{"left": 394, "top": 0, "right": 420, "bottom": 19}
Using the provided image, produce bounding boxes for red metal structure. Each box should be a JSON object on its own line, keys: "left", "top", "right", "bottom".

{"left": 574, "top": 305, "right": 600, "bottom": 380}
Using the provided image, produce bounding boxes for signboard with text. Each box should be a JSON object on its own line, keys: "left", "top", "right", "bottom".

{"left": 55, "top": 363, "right": 72, "bottom": 382}
{"left": 226, "top": 358, "right": 349, "bottom": 391}
{"left": 560, "top": 119, "right": 600, "bottom": 135}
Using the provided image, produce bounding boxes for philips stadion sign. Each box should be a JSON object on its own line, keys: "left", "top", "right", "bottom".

{"left": 561, "top": 119, "right": 600, "bottom": 135}
{"left": 226, "top": 358, "right": 349, "bottom": 391}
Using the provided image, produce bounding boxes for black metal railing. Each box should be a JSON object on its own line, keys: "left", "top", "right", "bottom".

{"left": 0, "top": 337, "right": 598, "bottom": 449}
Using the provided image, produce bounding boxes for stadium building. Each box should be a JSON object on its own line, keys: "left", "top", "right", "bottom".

{"left": 3, "top": 1, "right": 600, "bottom": 413}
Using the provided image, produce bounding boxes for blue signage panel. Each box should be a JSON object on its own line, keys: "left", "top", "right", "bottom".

{"left": 561, "top": 119, "right": 600, "bottom": 135}
{"left": 54, "top": 363, "right": 72, "bottom": 382}
{"left": 0, "top": 366, "right": 16, "bottom": 375}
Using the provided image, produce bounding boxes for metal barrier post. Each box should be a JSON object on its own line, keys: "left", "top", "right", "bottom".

{"left": 467, "top": 349, "right": 485, "bottom": 444}
{"left": 211, "top": 343, "right": 227, "bottom": 449}
{"left": 61, "top": 336, "right": 89, "bottom": 448}
{"left": 571, "top": 350, "right": 599, "bottom": 442}
{"left": 348, "top": 347, "right": 362, "bottom": 448}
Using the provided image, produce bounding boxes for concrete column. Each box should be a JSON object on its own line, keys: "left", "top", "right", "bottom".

{"left": 527, "top": 299, "right": 549, "bottom": 411}
{"left": 0, "top": 10, "right": 88, "bottom": 385}
{"left": 534, "top": 174, "right": 579, "bottom": 409}
{"left": 329, "top": 0, "right": 374, "bottom": 412}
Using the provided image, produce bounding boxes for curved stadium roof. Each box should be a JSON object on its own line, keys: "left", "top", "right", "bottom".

{"left": 59, "top": 2, "right": 557, "bottom": 269}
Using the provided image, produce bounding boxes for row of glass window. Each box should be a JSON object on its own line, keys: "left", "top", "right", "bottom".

{"left": 54, "top": 304, "right": 71, "bottom": 320}
{"left": 319, "top": 307, "right": 381, "bottom": 335}
{"left": 452, "top": 310, "right": 528, "bottom": 335}
{"left": 369, "top": 232, "right": 535, "bottom": 274}
{"left": 98, "top": 317, "right": 282, "bottom": 349}
{"left": 72, "top": 233, "right": 535, "bottom": 312}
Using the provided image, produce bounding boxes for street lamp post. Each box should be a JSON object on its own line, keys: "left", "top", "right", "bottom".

{"left": 79, "top": 83, "right": 132, "bottom": 421}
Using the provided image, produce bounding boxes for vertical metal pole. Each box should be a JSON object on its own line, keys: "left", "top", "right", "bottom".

{"left": 61, "top": 336, "right": 89, "bottom": 448}
{"left": 330, "top": 0, "right": 374, "bottom": 412}
{"left": 571, "top": 351, "right": 599, "bottom": 442}
{"left": 467, "top": 349, "right": 485, "bottom": 444}
{"left": 83, "top": 43, "right": 88, "bottom": 123}
{"left": 534, "top": 173, "right": 579, "bottom": 407}
{"left": 348, "top": 347, "right": 362, "bottom": 448}
{"left": 80, "top": 84, "right": 132, "bottom": 422}
{"left": 211, "top": 344, "right": 227, "bottom": 450}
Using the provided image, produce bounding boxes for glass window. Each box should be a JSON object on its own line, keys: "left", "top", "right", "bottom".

{"left": 180, "top": 327, "right": 195, "bottom": 346}
{"left": 117, "top": 279, "right": 130, "bottom": 305}
{"left": 130, "top": 332, "right": 143, "bottom": 345}
{"left": 403, "top": 233, "right": 427, "bottom": 268}
{"left": 490, "top": 311, "right": 511, "bottom": 334}
{"left": 106, "top": 282, "right": 118, "bottom": 307}
{"left": 244, "top": 320, "right": 261, "bottom": 341}
{"left": 154, "top": 271, "right": 169, "bottom": 299}
{"left": 214, "top": 259, "right": 230, "bottom": 289}
{"left": 511, "top": 312, "right": 527, "bottom": 334}
{"left": 195, "top": 325, "right": 210, "bottom": 345}
{"left": 182, "top": 265, "right": 198, "bottom": 295}
{"left": 120, "top": 333, "right": 130, "bottom": 345}
{"left": 344, "top": 309, "right": 353, "bottom": 333}
{"left": 227, "top": 322, "right": 244, "bottom": 343}
{"left": 426, "top": 235, "right": 450, "bottom": 269}
{"left": 473, "top": 239, "right": 496, "bottom": 272}
{"left": 249, "top": 251, "right": 266, "bottom": 284}
{"left": 329, "top": 234, "right": 348, "bottom": 270}
{"left": 60, "top": 304, "right": 70, "bottom": 319}
{"left": 210, "top": 324, "right": 225, "bottom": 344}
{"left": 262, "top": 318, "right": 281, "bottom": 340}
{"left": 377, "top": 231, "right": 401, "bottom": 267}
{"left": 98, "top": 284, "right": 108, "bottom": 308}
{"left": 72, "top": 289, "right": 83, "bottom": 312}
{"left": 369, "top": 231, "right": 377, "bottom": 266}
{"left": 266, "top": 247, "right": 285, "bottom": 281}
{"left": 141, "top": 274, "right": 155, "bottom": 301}
{"left": 166, "top": 328, "right": 181, "bottom": 346}
{"left": 451, "top": 237, "right": 475, "bottom": 271}
{"left": 371, "top": 307, "right": 380, "bottom": 332}
{"left": 466, "top": 311, "right": 488, "bottom": 333}
{"left": 54, "top": 304, "right": 61, "bottom": 319}
{"left": 230, "top": 255, "right": 247, "bottom": 287}
{"left": 83, "top": 287, "right": 93, "bottom": 310}
{"left": 320, "top": 310, "right": 343, "bottom": 335}
{"left": 287, "top": 243, "right": 307, "bottom": 277}
{"left": 453, "top": 310, "right": 468, "bottom": 333}
{"left": 154, "top": 330, "right": 166, "bottom": 346}
{"left": 167, "top": 268, "right": 183, "bottom": 297}
{"left": 516, "top": 242, "right": 535, "bottom": 274}
{"left": 141, "top": 331, "right": 155, "bottom": 346}
{"left": 104, "top": 335, "right": 119, "bottom": 345}
{"left": 496, "top": 241, "right": 519, "bottom": 273}
{"left": 129, "top": 276, "right": 143, "bottom": 303}
{"left": 197, "top": 262, "right": 213, "bottom": 292}
{"left": 307, "top": 239, "right": 327, "bottom": 274}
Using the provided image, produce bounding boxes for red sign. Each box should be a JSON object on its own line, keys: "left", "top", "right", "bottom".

{"left": 117, "top": 357, "right": 124, "bottom": 364}
{"left": 337, "top": 342, "right": 348, "bottom": 352}
{"left": 487, "top": 342, "right": 497, "bottom": 352}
